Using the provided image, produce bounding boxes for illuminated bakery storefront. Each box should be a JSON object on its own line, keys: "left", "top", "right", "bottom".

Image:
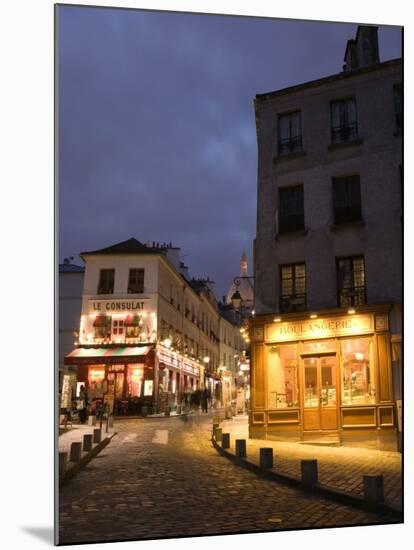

{"left": 249, "top": 305, "right": 397, "bottom": 450}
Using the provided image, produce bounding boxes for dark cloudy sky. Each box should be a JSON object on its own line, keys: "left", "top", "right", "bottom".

{"left": 58, "top": 6, "right": 402, "bottom": 299}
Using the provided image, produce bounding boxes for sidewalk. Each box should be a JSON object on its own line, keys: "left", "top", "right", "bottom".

{"left": 219, "top": 417, "right": 402, "bottom": 510}
{"left": 59, "top": 423, "right": 114, "bottom": 453}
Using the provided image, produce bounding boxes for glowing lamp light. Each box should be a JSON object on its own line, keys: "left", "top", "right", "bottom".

{"left": 348, "top": 308, "right": 356, "bottom": 315}
{"left": 203, "top": 356, "right": 210, "bottom": 364}
{"left": 163, "top": 338, "right": 172, "bottom": 349}
{"left": 355, "top": 352, "right": 364, "bottom": 361}
{"left": 310, "top": 313, "right": 318, "bottom": 319}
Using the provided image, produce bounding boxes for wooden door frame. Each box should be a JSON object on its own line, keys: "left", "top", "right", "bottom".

{"left": 301, "top": 351, "right": 340, "bottom": 432}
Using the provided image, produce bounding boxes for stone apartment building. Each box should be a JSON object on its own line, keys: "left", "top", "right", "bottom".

{"left": 250, "top": 26, "right": 402, "bottom": 449}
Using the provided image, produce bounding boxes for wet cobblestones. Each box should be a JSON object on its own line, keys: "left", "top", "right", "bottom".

{"left": 58, "top": 415, "right": 400, "bottom": 545}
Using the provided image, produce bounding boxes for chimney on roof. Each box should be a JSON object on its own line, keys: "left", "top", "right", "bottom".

{"left": 343, "top": 25, "right": 379, "bottom": 72}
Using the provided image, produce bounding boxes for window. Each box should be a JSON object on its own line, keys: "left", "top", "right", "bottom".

{"left": 128, "top": 268, "right": 144, "bottom": 293}
{"left": 394, "top": 84, "right": 402, "bottom": 128}
{"left": 97, "top": 269, "right": 115, "bottom": 294}
{"left": 278, "top": 185, "right": 304, "bottom": 233}
{"left": 331, "top": 98, "right": 358, "bottom": 144}
{"left": 267, "top": 345, "right": 299, "bottom": 408}
{"left": 280, "top": 263, "right": 306, "bottom": 313}
{"left": 341, "top": 338, "right": 375, "bottom": 405}
{"left": 112, "top": 319, "right": 124, "bottom": 336}
{"left": 337, "top": 256, "right": 366, "bottom": 307}
{"left": 278, "top": 111, "right": 303, "bottom": 155}
{"left": 333, "top": 175, "right": 362, "bottom": 224}
{"left": 93, "top": 315, "right": 112, "bottom": 339}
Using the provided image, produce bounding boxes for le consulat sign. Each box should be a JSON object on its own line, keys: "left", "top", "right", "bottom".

{"left": 264, "top": 313, "right": 373, "bottom": 343}
{"left": 89, "top": 299, "right": 147, "bottom": 313}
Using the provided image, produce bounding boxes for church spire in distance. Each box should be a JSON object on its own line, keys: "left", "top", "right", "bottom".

{"left": 240, "top": 250, "right": 248, "bottom": 276}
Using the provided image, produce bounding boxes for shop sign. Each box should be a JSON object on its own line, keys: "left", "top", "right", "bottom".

{"left": 183, "top": 362, "right": 199, "bottom": 376}
{"left": 89, "top": 299, "right": 147, "bottom": 313}
{"left": 158, "top": 350, "right": 180, "bottom": 369}
{"left": 301, "top": 339, "right": 336, "bottom": 354}
{"left": 265, "top": 313, "right": 373, "bottom": 343}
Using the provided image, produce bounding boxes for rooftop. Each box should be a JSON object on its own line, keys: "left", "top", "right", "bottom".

{"left": 255, "top": 58, "right": 401, "bottom": 104}
{"left": 80, "top": 238, "right": 161, "bottom": 258}
{"left": 59, "top": 263, "right": 85, "bottom": 273}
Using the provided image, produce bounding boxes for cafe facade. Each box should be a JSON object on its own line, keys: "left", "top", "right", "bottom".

{"left": 248, "top": 304, "right": 397, "bottom": 450}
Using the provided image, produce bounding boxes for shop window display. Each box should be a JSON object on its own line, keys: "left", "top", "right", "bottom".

{"left": 341, "top": 337, "right": 375, "bottom": 405}
{"left": 267, "top": 344, "right": 299, "bottom": 408}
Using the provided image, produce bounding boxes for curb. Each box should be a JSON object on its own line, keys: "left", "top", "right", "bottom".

{"left": 211, "top": 436, "right": 402, "bottom": 520}
{"left": 60, "top": 432, "right": 116, "bottom": 487}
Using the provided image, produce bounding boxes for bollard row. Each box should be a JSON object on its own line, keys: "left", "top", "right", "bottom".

{"left": 214, "top": 434, "right": 388, "bottom": 508}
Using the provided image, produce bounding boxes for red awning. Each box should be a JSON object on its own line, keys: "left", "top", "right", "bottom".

{"left": 93, "top": 315, "right": 111, "bottom": 327}
{"left": 64, "top": 346, "right": 151, "bottom": 365}
{"left": 124, "top": 314, "right": 141, "bottom": 327}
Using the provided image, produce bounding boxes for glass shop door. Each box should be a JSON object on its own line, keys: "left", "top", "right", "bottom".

{"left": 303, "top": 355, "right": 338, "bottom": 431}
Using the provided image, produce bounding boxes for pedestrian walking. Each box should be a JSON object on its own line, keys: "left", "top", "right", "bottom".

{"left": 78, "top": 384, "right": 88, "bottom": 424}
{"left": 201, "top": 388, "right": 209, "bottom": 413}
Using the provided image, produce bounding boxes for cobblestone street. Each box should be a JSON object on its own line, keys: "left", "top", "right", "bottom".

{"left": 58, "top": 415, "right": 400, "bottom": 545}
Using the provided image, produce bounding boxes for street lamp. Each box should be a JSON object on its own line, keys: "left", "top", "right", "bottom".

{"left": 230, "top": 276, "right": 255, "bottom": 316}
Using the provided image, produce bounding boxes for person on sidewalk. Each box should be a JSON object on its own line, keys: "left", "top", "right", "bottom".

{"left": 201, "top": 388, "right": 209, "bottom": 413}
{"left": 78, "top": 385, "right": 88, "bottom": 424}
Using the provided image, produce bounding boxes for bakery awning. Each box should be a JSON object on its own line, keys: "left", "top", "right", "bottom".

{"left": 64, "top": 346, "right": 151, "bottom": 365}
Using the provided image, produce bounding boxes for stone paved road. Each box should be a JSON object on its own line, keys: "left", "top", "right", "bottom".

{"left": 58, "top": 414, "right": 400, "bottom": 545}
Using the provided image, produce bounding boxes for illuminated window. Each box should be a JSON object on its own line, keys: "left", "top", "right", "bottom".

{"left": 112, "top": 319, "right": 124, "bottom": 336}
{"left": 331, "top": 97, "right": 358, "bottom": 144}
{"left": 337, "top": 256, "right": 366, "bottom": 307}
{"left": 341, "top": 338, "right": 375, "bottom": 405}
{"left": 128, "top": 268, "right": 144, "bottom": 293}
{"left": 93, "top": 315, "right": 111, "bottom": 339}
{"left": 97, "top": 269, "right": 115, "bottom": 294}
{"left": 267, "top": 345, "right": 299, "bottom": 408}
{"left": 129, "top": 366, "right": 143, "bottom": 397}
{"left": 278, "top": 111, "right": 303, "bottom": 155}
{"left": 280, "top": 263, "right": 306, "bottom": 312}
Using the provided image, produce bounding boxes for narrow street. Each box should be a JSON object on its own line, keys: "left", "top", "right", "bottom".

{"left": 58, "top": 415, "right": 398, "bottom": 545}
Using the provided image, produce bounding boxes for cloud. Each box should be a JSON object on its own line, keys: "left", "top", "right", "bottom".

{"left": 58, "top": 6, "right": 402, "bottom": 297}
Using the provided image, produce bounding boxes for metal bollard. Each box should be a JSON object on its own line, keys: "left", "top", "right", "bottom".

{"left": 83, "top": 434, "right": 93, "bottom": 452}
{"left": 221, "top": 433, "right": 230, "bottom": 449}
{"left": 235, "top": 439, "right": 247, "bottom": 458}
{"left": 259, "top": 447, "right": 274, "bottom": 469}
{"left": 59, "top": 451, "right": 68, "bottom": 477}
{"left": 214, "top": 428, "right": 223, "bottom": 443}
{"left": 93, "top": 428, "right": 102, "bottom": 444}
{"left": 213, "top": 415, "right": 220, "bottom": 425}
{"left": 363, "top": 475, "right": 385, "bottom": 503}
{"left": 301, "top": 459, "right": 318, "bottom": 486}
{"left": 69, "top": 442, "right": 82, "bottom": 462}
{"left": 88, "top": 415, "right": 96, "bottom": 426}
